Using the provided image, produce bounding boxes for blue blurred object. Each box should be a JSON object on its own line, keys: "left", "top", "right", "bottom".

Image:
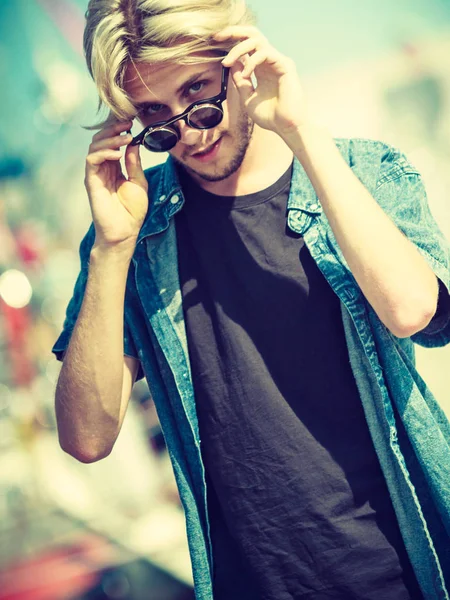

{"left": 0, "top": 0, "right": 90, "bottom": 167}
{"left": 0, "top": 157, "right": 27, "bottom": 180}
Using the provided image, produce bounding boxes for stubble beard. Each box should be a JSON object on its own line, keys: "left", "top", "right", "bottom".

{"left": 176, "top": 110, "right": 254, "bottom": 183}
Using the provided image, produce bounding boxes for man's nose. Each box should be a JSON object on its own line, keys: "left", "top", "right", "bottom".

{"left": 176, "top": 119, "right": 203, "bottom": 146}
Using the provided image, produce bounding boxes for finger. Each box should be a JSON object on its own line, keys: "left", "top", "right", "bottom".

{"left": 92, "top": 121, "right": 133, "bottom": 143}
{"left": 89, "top": 133, "right": 132, "bottom": 152}
{"left": 86, "top": 149, "right": 122, "bottom": 167}
{"left": 91, "top": 121, "right": 132, "bottom": 143}
{"left": 241, "top": 50, "right": 268, "bottom": 78}
{"left": 222, "top": 38, "right": 261, "bottom": 67}
{"left": 124, "top": 143, "right": 147, "bottom": 188}
{"left": 231, "top": 63, "right": 255, "bottom": 105}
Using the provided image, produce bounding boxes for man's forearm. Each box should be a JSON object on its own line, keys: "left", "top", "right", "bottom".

{"left": 55, "top": 244, "right": 133, "bottom": 461}
{"left": 282, "top": 125, "right": 439, "bottom": 338}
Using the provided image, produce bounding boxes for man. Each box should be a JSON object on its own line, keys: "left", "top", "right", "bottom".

{"left": 53, "top": 1, "right": 450, "bottom": 599}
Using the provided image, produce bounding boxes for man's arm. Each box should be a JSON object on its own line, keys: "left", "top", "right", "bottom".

{"left": 217, "top": 27, "right": 440, "bottom": 338}
{"left": 282, "top": 127, "right": 439, "bottom": 338}
{"left": 55, "top": 245, "right": 139, "bottom": 463}
{"left": 55, "top": 120, "right": 148, "bottom": 462}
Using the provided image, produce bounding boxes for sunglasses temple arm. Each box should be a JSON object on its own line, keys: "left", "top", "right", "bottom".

{"left": 130, "top": 131, "right": 145, "bottom": 146}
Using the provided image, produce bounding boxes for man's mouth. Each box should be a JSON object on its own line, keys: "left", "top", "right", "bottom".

{"left": 190, "top": 137, "right": 222, "bottom": 162}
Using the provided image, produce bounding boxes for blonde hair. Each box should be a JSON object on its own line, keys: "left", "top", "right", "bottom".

{"left": 83, "top": 0, "right": 256, "bottom": 126}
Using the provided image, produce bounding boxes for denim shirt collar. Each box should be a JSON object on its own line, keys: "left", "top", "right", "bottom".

{"left": 287, "top": 157, "right": 323, "bottom": 215}
{"left": 136, "top": 154, "right": 323, "bottom": 246}
{"left": 137, "top": 155, "right": 184, "bottom": 245}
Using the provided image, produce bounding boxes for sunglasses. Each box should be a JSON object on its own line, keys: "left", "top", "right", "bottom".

{"left": 130, "top": 65, "right": 230, "bottom": 153}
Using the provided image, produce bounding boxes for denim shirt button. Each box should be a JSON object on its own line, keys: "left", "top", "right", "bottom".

{"left": 171, "top": 194, "right": 180, "bottom": 204}
{"left": 159, "top": 194, "right": 166, "bottom": 201}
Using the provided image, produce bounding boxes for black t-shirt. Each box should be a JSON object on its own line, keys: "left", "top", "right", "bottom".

{"left": 175, "top": 164, "right": 423, "bottom": 600}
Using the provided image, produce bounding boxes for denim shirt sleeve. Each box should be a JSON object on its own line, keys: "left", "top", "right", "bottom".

{"left": 373, "top": 149, "right": 450, "bottom": 347}
{"left": 51, "top": 223, "right": 141, "bottom": 364}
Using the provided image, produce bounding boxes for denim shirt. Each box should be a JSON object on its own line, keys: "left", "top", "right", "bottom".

{"left": 53, "top": 138, "right": 450, "bottom": 600}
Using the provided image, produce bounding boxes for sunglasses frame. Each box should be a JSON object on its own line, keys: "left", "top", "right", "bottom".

{"left": 130, "top": 65, "right": 230, "bottom": 152}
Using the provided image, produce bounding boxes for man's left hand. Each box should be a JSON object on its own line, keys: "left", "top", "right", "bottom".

{"left": 214, "top": 26, "right": 308, "bottom": 137}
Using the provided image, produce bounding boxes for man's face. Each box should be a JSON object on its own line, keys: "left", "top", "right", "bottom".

{"left": 123, "top": 55, "right": 254, "bottom": 184}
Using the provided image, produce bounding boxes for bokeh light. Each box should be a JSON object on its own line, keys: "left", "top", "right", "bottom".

{"left": 0, "top": 269, "right": 33, "bottom": 309}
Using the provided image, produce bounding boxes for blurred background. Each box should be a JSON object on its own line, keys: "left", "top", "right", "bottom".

{"left": 0, "top": 0, "right": 449, "bottom": 598}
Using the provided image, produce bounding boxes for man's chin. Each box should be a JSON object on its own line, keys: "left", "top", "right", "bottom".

{"left": 172, "top": 156, "right": 232, "bottom": 183}
{"left": 178, "top": 143, "right": 250, "bottom": 184}
{"left": 185, "top": 163, "right": 238, "bottom": 183}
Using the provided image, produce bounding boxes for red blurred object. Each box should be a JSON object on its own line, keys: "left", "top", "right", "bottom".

{"left": 0, "top": 534, "right": 121, "bottom": 600}
{"left": 0, "top": 299, "right": 35, "bottom": 387}
{"left": 15, "top": 223, "right": 46, "bottom": 268}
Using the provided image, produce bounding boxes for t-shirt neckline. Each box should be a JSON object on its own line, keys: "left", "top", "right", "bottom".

{"left": 178, "top": 162, "right": 294, "bottom": 210}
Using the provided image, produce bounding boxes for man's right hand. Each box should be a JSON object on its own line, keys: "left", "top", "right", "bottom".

{"left": 85, "top": 120, "right": 149, "bottom": 252}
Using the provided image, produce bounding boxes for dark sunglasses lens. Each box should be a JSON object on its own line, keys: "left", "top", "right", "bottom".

{"left": 189, "top": 105, "right": 223, "bottom": 129}
{"left": 143, "top": 128, "right": 179, "bottom": 152}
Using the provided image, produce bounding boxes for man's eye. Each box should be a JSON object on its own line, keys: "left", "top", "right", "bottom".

{"left": 146, "top": 104, "right": 164, "bottom": 115}
{"left": 188, "top": 81, "right": 206, "bottom": 95}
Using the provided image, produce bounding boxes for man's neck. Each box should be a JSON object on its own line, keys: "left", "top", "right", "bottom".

{"left": 194, "top": 126, "right": 293, "bottom": 197}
